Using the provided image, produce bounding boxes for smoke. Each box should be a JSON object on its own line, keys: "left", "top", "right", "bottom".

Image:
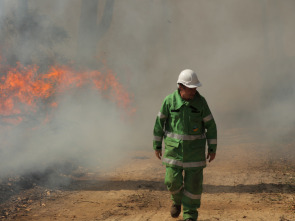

{"left": 0, "top": 0, "right": 132, "bottom": 185}
{"left": 0, "top": 0, "right": 295, "bottom": 185}
{"left": 96, "top": 0, "right": 295, "bottom": 144}
{"left": 0, "top": 87, "right": 132, "bottom": 183}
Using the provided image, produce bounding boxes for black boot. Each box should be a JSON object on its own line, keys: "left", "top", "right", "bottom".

{"left": 170, "top": 204, "right": 181, "bottom": 218}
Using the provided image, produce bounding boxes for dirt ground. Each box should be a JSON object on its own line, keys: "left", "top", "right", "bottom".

{"left": 1, "top": 130, "right": 295, "bottom": 221}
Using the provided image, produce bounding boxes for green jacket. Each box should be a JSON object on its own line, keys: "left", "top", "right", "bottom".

{"left": 153, "top": 90, "right": 217, "bottom": 169}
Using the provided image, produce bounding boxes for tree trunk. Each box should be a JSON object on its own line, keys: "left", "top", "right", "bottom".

{"left": 77, "top": 0, "right": 114, "bottom": 67}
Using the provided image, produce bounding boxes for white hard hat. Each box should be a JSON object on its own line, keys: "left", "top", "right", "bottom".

{"left": 177, "top": 69, "right": 202, "bottom": 88}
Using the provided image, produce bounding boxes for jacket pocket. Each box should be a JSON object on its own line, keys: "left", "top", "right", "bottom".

{"left": 189, "top": 113, "right": 203, "bottom": 135}
{"left": 164, "top": 137, "right": 180, "bottom": 159}
{"left": 169, "top": 111, "right": 182, "bottom": 132}
{"left": 164, "top": 137, "right": 180, "bottom": 149}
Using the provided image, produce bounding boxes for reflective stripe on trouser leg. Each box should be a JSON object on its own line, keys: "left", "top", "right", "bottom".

{"left": 182, "top": 168, "right": 203, "bottom": 221}
{"left": 164, "top": 167, "right": 183, "bottom": 205}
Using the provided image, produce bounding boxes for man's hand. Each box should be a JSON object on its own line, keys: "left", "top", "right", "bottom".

{"left": 155, "top": 150, "right": 162, "bottom": 160}
{"left": 207, "top": 152, "right": 216, "bottom": 163}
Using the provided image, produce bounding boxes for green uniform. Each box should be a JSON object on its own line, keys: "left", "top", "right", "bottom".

{"left": 153, "top": 90, "right": 217, "bottom": 220}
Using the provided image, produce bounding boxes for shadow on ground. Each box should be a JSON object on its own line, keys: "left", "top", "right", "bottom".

{"left": 66, "top": 179, "right": 295, "bottom": 194}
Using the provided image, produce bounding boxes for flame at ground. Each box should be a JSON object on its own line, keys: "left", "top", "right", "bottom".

{"left": 0, "top": 60, "right": 136, "bottom": 125}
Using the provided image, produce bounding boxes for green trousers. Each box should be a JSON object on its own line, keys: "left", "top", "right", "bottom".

{"left": 164, "top": 166, "right": 203, "bottom": 221}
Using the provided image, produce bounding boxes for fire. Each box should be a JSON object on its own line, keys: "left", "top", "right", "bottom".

{"left": 0, "top": 60, "right": 135, "bottom": 125}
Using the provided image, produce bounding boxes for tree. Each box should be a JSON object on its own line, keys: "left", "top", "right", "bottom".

{"left": 77, "top": 0, "right": 115, "bottom": 67}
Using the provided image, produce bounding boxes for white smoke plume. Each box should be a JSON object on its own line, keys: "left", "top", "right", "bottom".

{"left": 0, "top": 0, "right": 294, "bottom": 184}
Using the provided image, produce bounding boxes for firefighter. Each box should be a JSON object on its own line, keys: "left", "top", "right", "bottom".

{"left": 153, "top": 69, "right": 217, "bottom": 221}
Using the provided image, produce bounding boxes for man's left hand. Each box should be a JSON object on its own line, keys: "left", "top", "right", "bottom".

{"left": 207, "top": 153, "right": 216, "bottom": 163}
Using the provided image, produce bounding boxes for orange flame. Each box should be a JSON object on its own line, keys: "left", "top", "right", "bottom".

{"left": 0, "top": 60, "right": 135, "bottom": 125}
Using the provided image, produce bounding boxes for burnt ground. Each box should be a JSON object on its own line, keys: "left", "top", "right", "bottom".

{"left": 1, "top": 131, "right": 295, "bottom": 221}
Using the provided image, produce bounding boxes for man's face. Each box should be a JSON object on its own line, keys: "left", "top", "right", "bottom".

{"left": 179, "top": 84, "right": 197, "bottom": 101}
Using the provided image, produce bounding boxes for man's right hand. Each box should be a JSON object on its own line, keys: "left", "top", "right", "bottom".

{"left": 155, "top": 150, "right": 162, "bottom": 160}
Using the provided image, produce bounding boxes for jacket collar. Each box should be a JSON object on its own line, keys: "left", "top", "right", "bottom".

{"left": 173, "top": 89, "right": 201, "bottom": 109}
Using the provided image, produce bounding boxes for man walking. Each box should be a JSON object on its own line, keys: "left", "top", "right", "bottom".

{"left": 153, "top": 69, "right": 217, "bottom": 221}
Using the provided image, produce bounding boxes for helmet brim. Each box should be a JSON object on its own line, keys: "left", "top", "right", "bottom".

{"left": 186, "top": 82, "right": 202, "bottom": 88}
{"left": 177, "top": 81, "right": 202, "bottom": 88}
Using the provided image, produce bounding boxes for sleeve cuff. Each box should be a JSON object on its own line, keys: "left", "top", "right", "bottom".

{"left": 208, "top": 145, "right": 217, "bottom": 153}
{"left": 154, "top": 146, "right": 162, "bottom": 150}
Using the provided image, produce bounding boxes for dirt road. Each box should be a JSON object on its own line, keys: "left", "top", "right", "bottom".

{"left": 1, "top": 132, "right": 295, "bottom": 221}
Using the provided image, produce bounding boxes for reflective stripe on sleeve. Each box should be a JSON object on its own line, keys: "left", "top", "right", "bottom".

{"left": 207, "top": 139, "right": 217, "bottom": 145}
{"left": 165, "top": 132, "right": 206, "bottom": 140}
{"left": 153, "top": 136, "right": 163, "bottom": 142}
{"left": 183, "top": 189, "right": 201, "bottom": 200}
{"left": 157, "top": 112, "right": 167, "bottom": 119}
{"left": 203, "top": 114, "right": 213, "bottom": 123}
{"left": 170, "top": 185, "right": 183, "bottom": 195}
{"left": 162, "top": 158, "right": 206, "bottom": 168}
